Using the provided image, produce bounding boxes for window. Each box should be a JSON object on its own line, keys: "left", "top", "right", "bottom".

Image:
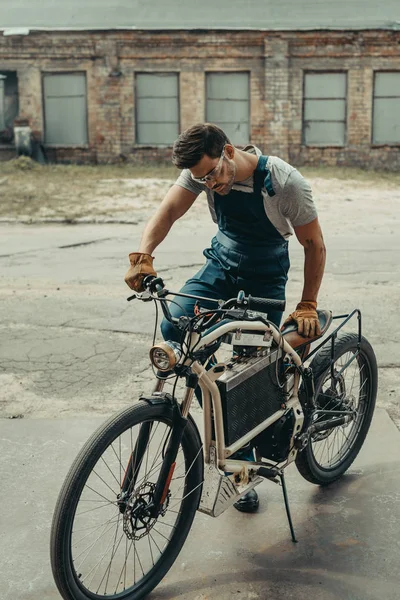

{"left": 43, "top": 73, "right": 88, "bottom": 145}
{"left": 0, "top": 71, "right": 19, "bottom": 144}
{"left": 373, "top": 72, "right": 400, "bottom": 144}
{"left": 303, "top": 72, "right": 347, "bottom": 146}
{"left": 135, "top": 73, "right": 179, "bottom": 145}
{"left": 206, "top": 72, "right": 250, "bottom": 144}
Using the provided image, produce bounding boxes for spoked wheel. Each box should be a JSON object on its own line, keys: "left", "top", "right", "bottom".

{"left": 51, "top": 401, "right": 203, "bottom": 600}
{"left": 296, "top": 333, "right": 377, "bottom": 485}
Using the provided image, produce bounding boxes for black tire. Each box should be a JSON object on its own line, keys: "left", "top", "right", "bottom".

{"left": 50, "top": 401, "right": 203, "bottom": 600}
{"left": 296, "top": 333, "right": 377, "bottom": 485}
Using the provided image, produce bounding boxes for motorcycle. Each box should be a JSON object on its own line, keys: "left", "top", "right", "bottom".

{"left": 50, "top": 275, "right": 377, "bottom": 600}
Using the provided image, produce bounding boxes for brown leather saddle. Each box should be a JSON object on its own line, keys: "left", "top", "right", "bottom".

{"left": 281, "top": 309, "right": 333, "bottom": 352}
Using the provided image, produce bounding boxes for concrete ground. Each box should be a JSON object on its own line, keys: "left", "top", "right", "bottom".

{"left": 0, "top": 218, "right": 399, "bottom": 426}
{"left": 1, "top": 409, "right": 399, "bottom": 600}
{"left": 0, "top": 183, "right": 399, "bottom": 598}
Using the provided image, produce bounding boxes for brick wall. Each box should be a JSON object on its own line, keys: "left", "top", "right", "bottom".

{"left": 0, "top": 28, "right": 399, "bottom": 169}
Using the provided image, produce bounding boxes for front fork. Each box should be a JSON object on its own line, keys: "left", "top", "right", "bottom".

{"left": 119, "top": 373, "right": 197, "bottom": 517}
{"left": 118, "top": 420, "right": 153, "bottom": 513}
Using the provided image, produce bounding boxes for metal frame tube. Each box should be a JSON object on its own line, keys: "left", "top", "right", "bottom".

{"left": 305, "top": 308, "right": 362, "bottom": 364}
{"left": 192, "top": 361, "right": 226, "bottom": 467}
{"left": 188, "top": 321, "right": 301, "bottom": 368}
{"left": 193, "top": 359, "right": 301, "bottom": 470}
{"left": 153, "top": 319, "right": 303, "bottom": 471}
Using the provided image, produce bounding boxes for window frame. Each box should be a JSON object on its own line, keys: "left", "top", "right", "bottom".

{"left": 134, "top": 71, "right": 180, "bottom": 147}
{"left": 205, "top": 70, "right": 251, "bottom": 145}
{"left": 302, "top": 70, "right": 348, "bottom": 148}
{"left": 371, "top": 70, "right": 400, "bottom": 147}
{"left": 0, "top": 70, "right": 19, "bottom": 147}
{"left": 42, "top": 71, "right": 89, "bottom": 147}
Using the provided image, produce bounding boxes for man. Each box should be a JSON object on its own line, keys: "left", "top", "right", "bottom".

{"left": 125, "top": 123, "right": 326, "bottom": 513}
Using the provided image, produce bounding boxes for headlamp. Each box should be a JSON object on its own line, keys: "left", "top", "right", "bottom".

{"left": 149, "top": 341, "right": 182, "bottom": 372}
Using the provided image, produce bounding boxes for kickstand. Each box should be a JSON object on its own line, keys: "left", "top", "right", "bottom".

{"left": 279, "top": 472, "right": 298, "bottom": 543}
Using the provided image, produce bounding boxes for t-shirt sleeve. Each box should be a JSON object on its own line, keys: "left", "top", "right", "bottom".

{"left": 282, "top": 170, "right": 318, "bottom": 227}
{"left": 174, "top": 169, "right": 205, "bottom": 196}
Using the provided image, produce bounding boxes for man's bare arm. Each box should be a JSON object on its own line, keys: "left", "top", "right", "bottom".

{"left": 138, "top": 185, "right": 198, "bottom": 254}
{"left": 293, "top": 217, "right": 326, "bottom": 303}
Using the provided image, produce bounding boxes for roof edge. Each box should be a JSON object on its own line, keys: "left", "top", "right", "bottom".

{"left": 2, "top": 23, "right": 400, "bottom": 35}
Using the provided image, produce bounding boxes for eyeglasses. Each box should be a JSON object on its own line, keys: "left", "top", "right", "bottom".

{"left": 190, "top": 145, "right": 226, "bottom": 183}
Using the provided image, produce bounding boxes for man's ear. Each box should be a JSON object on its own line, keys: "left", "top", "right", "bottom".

{"left": 225, "top": 144, "right": 235, "bottom": 160}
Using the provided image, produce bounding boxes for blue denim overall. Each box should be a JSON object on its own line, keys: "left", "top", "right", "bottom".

{"left": 161, "top": 155, "right": 290, "bottom": 462}
{"left": 161, "top": 154, "right": 290, "bottom": 342}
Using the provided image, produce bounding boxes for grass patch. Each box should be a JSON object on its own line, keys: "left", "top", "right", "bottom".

{"left": 1, "top": 158, "right": 398, "bottom": 185}
{"left": 300, "top": 164, "right": 400, "bottom": 185}
{"left": 0, "top": 158, "right": 178, "bottom": 180}
{"left": 0, "top": 157, "right": 398, "bottom": 222}
{"left": 0, "top": 157, "right": 178, "bottom": 220}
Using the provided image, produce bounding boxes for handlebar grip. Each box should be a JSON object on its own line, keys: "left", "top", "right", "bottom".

{"left": 143, "top": 275, "right": 165, "bottom": 295}
{"left": 142, "top": 274, "right": 157, "bottom": 289}
{"left": 246, "top": 295, "right": 286, "bottom": 314}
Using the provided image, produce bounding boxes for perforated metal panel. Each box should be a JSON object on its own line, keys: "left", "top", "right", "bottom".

{"left": 303, "top": 72, "right": 347, "bottom": 146}
{"left": 206, "top": 72, "right": 250, "bottom": 145}
{"left": 43, "top": 73, "right": 88, "bottom": 145}
{"left": 217, "top": 350, "right": 285, "bottom": 446}
{"left": 135, "top": 73, "right": 179, "bottom": 145}
{"left": 373, "top": 72, "right": 400, "bottom": 144}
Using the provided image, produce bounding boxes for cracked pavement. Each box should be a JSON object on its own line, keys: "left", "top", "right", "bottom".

{"left": 0, "top": 193, "right": 399, "bottom": 427}
{"left": 1, "top": 179, "right": 400, "bottom": 600}
{"left": 0, "top": 213, "right": 210, "bottom": 419}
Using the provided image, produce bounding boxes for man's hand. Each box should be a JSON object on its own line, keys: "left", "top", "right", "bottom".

{"left": 282, "top": 301, "right": 321, "bottom": 338}
{"left": 124, "top": 252, "right": 156, "bottom": 291}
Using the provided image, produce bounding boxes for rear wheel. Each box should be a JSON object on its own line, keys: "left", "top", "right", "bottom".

{"left": 296, "top": 333, "right": 377, "bottom": 485}
{"left": 51, "top": 401, "right": 203, "bottom": 600}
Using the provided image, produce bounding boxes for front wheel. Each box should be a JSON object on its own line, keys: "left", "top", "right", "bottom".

{"left": 51, "top": 401, "right": 203, "bottom": 600}
{"left": 296, "top": 333, "right": 377, "bottom": 485}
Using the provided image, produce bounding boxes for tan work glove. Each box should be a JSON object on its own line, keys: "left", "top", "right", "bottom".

{"left": 282, "top": 301, "right": 321, "bottom": 338}
{"left": 124, "top": 252, "right": 156, "bottom": 292}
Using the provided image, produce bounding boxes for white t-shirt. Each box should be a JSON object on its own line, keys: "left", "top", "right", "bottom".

{"left": 174, "top": 145, "right": 317, "bottom": 240}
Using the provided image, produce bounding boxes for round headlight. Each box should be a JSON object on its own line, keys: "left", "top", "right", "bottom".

{"left": 149, "top": 341, "right": 181, "bottom": 372}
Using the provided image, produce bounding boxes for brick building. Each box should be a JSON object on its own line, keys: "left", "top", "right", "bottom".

{"left": 1, "top": 1, "right": 400, "bottom": 168}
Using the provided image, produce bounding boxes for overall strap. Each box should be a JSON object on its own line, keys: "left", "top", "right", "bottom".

{"left": 254, "top": 155, "right": 275, "bottom": 197}
{"left": 256, "top": 154, "right": 269, "bottom": 172}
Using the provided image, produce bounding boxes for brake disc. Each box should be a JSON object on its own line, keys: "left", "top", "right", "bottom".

{"left": 123, "top": 482, "right": 170, "bottom": 541}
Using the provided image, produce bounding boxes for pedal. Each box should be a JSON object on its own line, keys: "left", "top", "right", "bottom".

{"left": 198, "top": 447, "right": 263, "bottom": 517}
{"left": 257, "top": 466, "right": 280, "bottom": 483}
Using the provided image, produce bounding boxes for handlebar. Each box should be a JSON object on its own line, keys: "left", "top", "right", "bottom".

{"left": 127, "top": 275, "right": 285, "bottom": 326}
{"left": 245, "top": 295, "right": 286, "bottom": 314}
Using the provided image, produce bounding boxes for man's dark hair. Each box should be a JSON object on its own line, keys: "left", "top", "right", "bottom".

{"left": 172, "top": 123, "right": 231, "bottom": 169}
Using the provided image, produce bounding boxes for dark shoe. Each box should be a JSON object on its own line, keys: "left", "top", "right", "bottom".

{"left": 233, "top": 489, "right": 259, "bottom": 513}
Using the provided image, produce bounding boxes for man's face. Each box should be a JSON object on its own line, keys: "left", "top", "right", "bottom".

{"left": 189, "top": 145, "right": 236, "bottom": 195}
